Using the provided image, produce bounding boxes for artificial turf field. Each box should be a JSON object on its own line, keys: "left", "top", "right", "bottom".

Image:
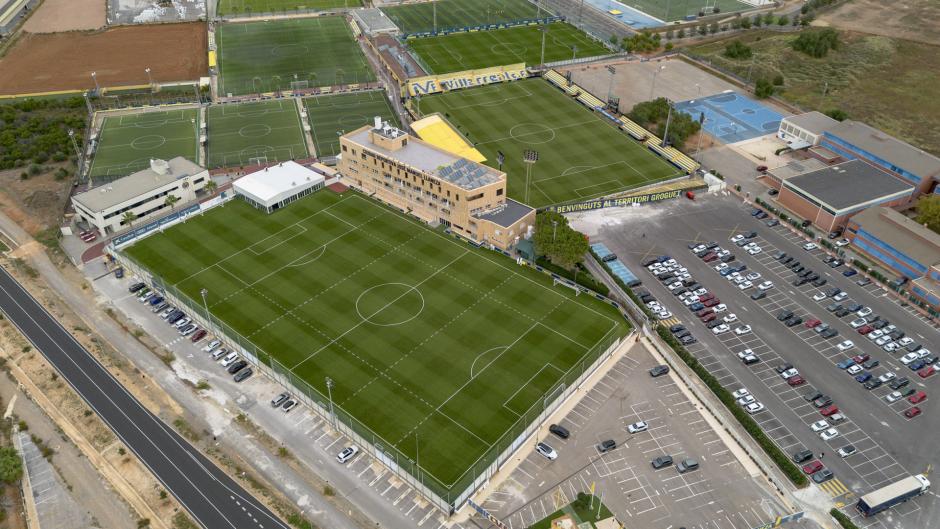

{"left": 381, "top": 0, "right": 541, "bottom": 35}
{"left": 207, "top": 100, "right": 308, "bottom": 168}
{"left": 123, "top": 190, "right": 627, "bottom": 496}
{"left": 416, "top": 79, "right": 681, "bottom": 207}
{"left": 628, "top": 0, "right": 751, "bottom": 22}
{"left": 409, "top": 23, "right": 610, "bottom": 74}
{"left": 217, "top": 0, "right": 362, "bottom": 16}
{"left": 89, "top": 109, "right": 199, "bottom": 181}
{"left": 216, "top": 17, "right": 375, "bottom": 96}
{"left": 302, "top": 91, "right": 399, "bottom": 157}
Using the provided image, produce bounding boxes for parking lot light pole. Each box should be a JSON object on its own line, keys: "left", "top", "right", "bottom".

{"left": 326, "top": 377, "right": 335, "bottom": 427}
{"left": 200, "top": 288, "right": 211, "bottom": 334}
{"left": 649, "top": 65, "right": 665, "bottom": 101}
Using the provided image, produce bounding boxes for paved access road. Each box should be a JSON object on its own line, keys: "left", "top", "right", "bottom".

{"left": 0, "top": 266, "right": 289, "bottom": 529}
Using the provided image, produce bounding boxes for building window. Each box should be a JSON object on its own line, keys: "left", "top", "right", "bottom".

{"left": 342, "top": 145, "right": 348, "bottom": 152}
{"left": 496, "top": 189, "right": 503, "bottom": 196}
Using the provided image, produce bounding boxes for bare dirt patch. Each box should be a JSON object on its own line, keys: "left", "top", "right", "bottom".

{"left": 0, "top": 22, "right": 208, "bottom": 95}
{"left": 817, "top": 0, "right": 940, "bottom": 46}
{"left": 0, "top": 167, "right": 72, "bottom": 237}
{"left": 22, "top": 0, "right": 105, "bottom": 33}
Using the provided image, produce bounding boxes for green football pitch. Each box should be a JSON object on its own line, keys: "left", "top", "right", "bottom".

{"left": 123, "top": 190, "right": 627, "bottom": 497}
{"left": 303, "top": 91, "right": 399, "bottom": 158}
{"left": 217, "top": 0, "right": 362, "bottom": 16}
{"left": 207, "top": 100, "right": 308, "bottom": 168}
{"left": 627, "top": 0, "right": 751, "bottom": 22}
{"left": 216, "top": 17, "right": 375, "bottom": 96}
{"left": 416, "top": 79, "right": 681, "bottom": 207}
{"left": 409, "top": 23, "right": 610, "bottom": 74}
{"left": 381, "top": 0, "right": 542, "bottom": 35}
{"left": 89, "top": 109, "right": 199, "bottom": 181}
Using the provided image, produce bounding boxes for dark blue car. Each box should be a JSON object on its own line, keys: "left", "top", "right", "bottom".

{"left": 843, "top": 269, "right": 858, "bottom": 277}
{"left": 909, "top": 359, "right": 927, "bottom": 371}
{"left": 689, "top": 302, "right": 705, "bottom": 311}
{"left": 855, "top": 372, "right": 872, "bottom": 383}
{"left": 837, "top": 358, "right": 856, "bottom": 369}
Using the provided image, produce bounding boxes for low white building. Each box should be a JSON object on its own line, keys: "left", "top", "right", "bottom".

{"left": 232, "top": 161, "right": 326, "bottom": 213}
{"left": 777, "top": 111, "right": 839, "bottom": 149}
{"left": 72, "top": 157, "right": 208, "bottom": 235}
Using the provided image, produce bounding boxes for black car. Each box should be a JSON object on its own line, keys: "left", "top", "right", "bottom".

{"left": 864, "top": 314, "right": 880, "bottom": 323}
{"left": 826, "top": 287, "right": 842, "bottom": 297}
{"left": 128, "top": 282, "right": 146, "bottom": 293}
{"left": 776, "top": 310, "right": 794, "bottom": 321}
{"left": 670, "top": 324, "right": 686, "bottom": 333}
{"left": 766, "top": 219, "right": 780, "bottom": 227}
{"left": 906, "top": 343, "right": 922, "bottom": 352}
{"left": 889, "top": 330, "right": 905, "bottom": 340}
{"left": 826, "top": 303, "right": 843, "bottom": 312}
{"left": 799, "top": 269, "right": 814, "bottom": 278}
{"left": 680, "top": 336, "right": 698, "bottom": 345}
{"left": 863, "top": 379, "right": 882, "bottom": 390}
{"left": 682, "top": 278, "right": 697, "bottom": 287}
{"left": 756, "top": 211, "right": 769, "bottom": 219}
{"left": 782, "top": 256, "right": 794, "bottom": 264}
{"left": 784, "top": 316, "right": 803, "bottom": 327}
{"left": 774, "top": 251, "right": 787, "bottom": 260}
{"left": 862, "top": 359, "right": 880, "bottom": 369}
{"left": 234, "top": 368, "right": 253, "bottom": 383}
{"left": 835, "top": 308, "right": 852, "bottom": 317}
{"left": 813, "top": 395, "right": 832, "bottom": 408}
{"left": 640, "top": 294, "right": 655, "bottom": 303}
{"left": 227, "top": 359, "right": 249, "bottom": 374}
{"left": 888, "top": 377, "right": 909, "bottom": 390}
{"left": 706, "top": 320, "right": 723, "bottom": 329}
{"left": 803, "top": 391, "right": 823, "bottom": 402}
{"left": 845, "top": 303, "right": 863, "bottom": 312}
{"left": 673, "top": 287, "right": 689, "bottom": 296}
{"left": 658, "top": 273, "right": 676, "bottom": 282}
{"left": 793, "top": 266, "right": 806, "bottom": 274}
{"left": 642, "top": 257, "right": 659, "bottom": 266}
{"left": 791, "top": 449, "right": 814, "bottom": 463}
{"left": 651, "top": 455, "right": 674, "bottom": 469}
{"left": 549, "top": 424, "right": 570, "bottom": 439}
{"left": 601, "top": 253, "right": 618, "bottom": 262}
{"left": 751, "top": 290, "right": 766, "bottom": 300}
{"left": 720, "top": 254, "right": 736, "bottom": 263}
{"left": 649, "top": 365, "right": 670, "bottom": 377}
{"left": 872, "top": 320, "right": 889, "bottom": 330}
{"left": 793, "top": 278, "right": 809, "bottom": 287}
{"left": 821, "top": 328, "right": 839, "bottom": 338}
{"left": 775, "top": 362, "right": 794, "bottom": 374}
{"left": 806, "top": 273, "right": 820, "bottom": 282}
{"left": 687, "top": 282, "right": 702, "bottom": 291}
{"left": 675, "top": 330, "right": 692, "bottom": 339}
{"left": 626, "top": 279, "right": 642, "bottom": 288}
{"left": 597, "top": 439, "right": 617, "bottom": 453}
{"left": 695, "top": 249, "right": 710, "bottom": 258}
{"left": 812, "top": 278, "right": 828, "bottom": 287}
{"left": 705, "top": 242, "right": 719, "bottom": 249}
{"left": 743, "top": 231, "right": 757, "bottom": 239}
{"left": 788, "top": 261, "right": 801, "bottom": 269}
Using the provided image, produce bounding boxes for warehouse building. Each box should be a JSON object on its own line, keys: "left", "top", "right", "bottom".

{"left": 72, "top": 157, "right": 208, "bottom": 235}
{"left": 232, "top": 161, "right": 326, "bottom": 213}
{"left": 338, "top": 118, "right": 535, "bottom": 250}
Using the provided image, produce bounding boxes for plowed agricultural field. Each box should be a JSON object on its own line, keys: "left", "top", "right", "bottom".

{"left": 0, "top": 22, "right": 207, "bottom": 96}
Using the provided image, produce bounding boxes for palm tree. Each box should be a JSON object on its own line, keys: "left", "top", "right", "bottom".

{"left": 122, "top": 211, "right": 138, "bottom": 228}
{"left": 204, "top": 180, "right": 218, "bottom": 195}
{"left": 165, "top": 194, "right": 180, "bottom": 211}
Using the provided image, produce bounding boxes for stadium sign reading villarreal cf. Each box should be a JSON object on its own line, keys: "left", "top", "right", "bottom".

{"left": 545, "top": 189, "right": 685, "bottom": 214}
{"left": 407, "top": 63, "right": 528, "bottom": 97}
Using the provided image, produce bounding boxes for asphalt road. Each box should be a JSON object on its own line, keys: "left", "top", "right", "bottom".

{"left": 0, "top": 266, "right": 289, "bottom": 529}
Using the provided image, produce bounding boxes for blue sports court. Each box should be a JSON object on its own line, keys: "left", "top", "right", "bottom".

{"left": 674, "top": 91, "right": 784, "bottom": 144}
{"left": 583, "top": 0, "right": 663, "bottom": 29}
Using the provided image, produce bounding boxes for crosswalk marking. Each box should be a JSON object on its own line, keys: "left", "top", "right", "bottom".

{"left": 660, "top": 317, "right": 681, "bottom": 326}
{"left": 819, "top": 478, "right": 850, "bottom": 497}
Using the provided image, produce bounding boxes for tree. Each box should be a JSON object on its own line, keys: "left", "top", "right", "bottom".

{"left": 915, "top": 195, "right": 940, "bottom": 233}
{"left": 752, "top": 14, "right": 762, "bottom": 27}
{"left": 772, "top": 73, "right": 784, "bottom": 86}
{"left": 740, "top": 16, "right": 751, "bottom": 29}
{"left": 824, "top": 108, "right": 848, "bottom": 121}
{"left": 777, "top": 14, "right": 789, "bottom": 25}
{"left": 677, "top": 27, "right": 686, "bottom": 38}
{"left": 792, "top": 14, "right": 801, "bottom": 26}
{"left": 697, "top": 24, "right": 707, "bottom": 36}
{"left": 762, "top": 12, "right": 774, "bottom": 25}
{"left": 724, "top": 40, "right": 753, "bottom": 59}
{"left": 204, "top": 180, "right": 218, "bottom": 194}
{"left": 164, "top": 194, "right": 180, "bottom": 211}
{"left": 709, "top": 22, "right": 718, "bottom": 34}
{"left": 754, "top": 78, "right": 774, "bottom": 98}
{"left": 533, "top": 212, "right": 589, "bottom": 271}
{"left": 0, "top": 447, "right": 22, "bottom": 484}
{"left": 792, "top": 28, "right": 839, "bottom": 57}
{"left": 627, "top": 98, "right": 701, "bottom": 146}
{"left": 608, "top": 35, "right": 618, "bottom": 48}
{"left": 122, "top": 211, "right": 138, "bottom": 227}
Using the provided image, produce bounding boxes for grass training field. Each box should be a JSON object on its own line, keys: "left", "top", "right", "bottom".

{"left": 303, "top": 91, "right": 399, "bottom": 157}
{"left": 409, "top": 23, "right": 610, "bottom": 73}
{"left": 217, "top": 17, "right": 375, "bottom": 96}
{"left": 627, "top": 0, "right": 751, "bottom": 22}
{"left": 217, "top": 0, "right": 362, "bottom": 16}
{"left": 123, "top": 190, "right": 627, "bottom": 496}
{"left": 381, "top": 0, "right": 542, "bottom": 34}
{"left": 89, "top": 109, "right": 199, "bottom": 181}
{"left": 416, "top": 79, "right": 681, "bottom": 207}
{"left": 207, "top": 100, "right": 308, "bottom": 168}
{"left": 689, "top": 30, "right": 940, "bottom": 156}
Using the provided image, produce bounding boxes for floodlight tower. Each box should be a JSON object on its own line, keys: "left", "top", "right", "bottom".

{"left": 649, "top": 64, "right": 665, "bottom": 100}
{"left": 606, "top": 65, "right": 616, "bottom": 103}
{"left": 539, "top": 24, "right": 549, "bottom": 67}
{"left": 523, "top": 149, "right": 538, "bottom": 204}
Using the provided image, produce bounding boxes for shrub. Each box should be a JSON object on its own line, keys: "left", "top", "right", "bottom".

{"left": 28, "top": 164, "right": 41, "bottom": 176}
{"left": 825, "top": 108, "right": 848, "bottom": 121}
{"left": 754, "top": 78, "right": 774, "bottom": 98}
{"left": 54, "top": 167, "right": 69, "bottom": 180}
{"left": 0, "top": 447, "right": 23, "bottom": 484}
{"left": 777, "top": 15, "right": 789, "bottom": 25}
{"left": 772, "top": 74, "right": 784, "bottom": 86}
{"left": 830, "top": 508, "right": 860, "bottom": 529}
{"left": 792, "top": 28, "right": 840, "bottom": 58}
{"left": 51, "top": 151, "right": 67, "bottom": 162}
{"left": 723, "top": 40, "right": 753, "bottom": 59}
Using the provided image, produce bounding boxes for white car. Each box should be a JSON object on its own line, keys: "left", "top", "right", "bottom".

{"left": 813, "top": 292, "right": 827, "bottom": 301}
{"left": 746, "top": 272, "right": 762, "bottom": 281}
{"left": 657, "top": 310, "right": 673, "bottom": 320}
{"left": 713, "top": 303, "right": 728, "bottom": 313}
{"left": 917, "top": 348, "right": 932, "bottom": 358}
{"left": 733, "top": 275, "right": 746, "bottom": 285}
{"left": 692, "top": 245, "right": 706, "bottom": 253}
{"left": 684, "top": 296, "right": 700, "bottom": 306}
{"left": 747, "top": 246, "right": 762, "bottom": 255}
{"left": 738, "top": 281, "right": 753, "bottom": 290}
{"left": 713, "top": 324, "right": 731, "bottom": 335}
{"left": 856, "top": 307, "right": 873, "bottom": 317}
{"left": 628, "top": 421, "right": 649, "bottom": 434}
{"left": 732, "top": 388, "right": 750, "bottom": 399}
{"left": 716, "top": 250, "right": 730, "bottom": 259}
{"left": 745, "top": 402, "right": 765, "bottom": 414}
{"left": 850, "top": 318, "right": 867, "bottom": 329}
{"left": 836, "top": 239, "right": 850, "bottom": 247}
{"left": 336, "top": 445, "right": 359, "bottom": 464}
{"left": 833, "top": 292, "right": 848, "bottom": 301}
{"left": 737, "top": 395, "right": 755, "bottom": 406}
{"left": 811, "top": 420, "right": 829, "bottom": 432}
{"left": 898, "top": 337, "right": 914, "bottom": 347}
{"left": 758, "top": 281, "right": 774, "bottom": 291}
{"left": 723, "top": 313, "right": 738, "bottom": 323}
{"left": 884, "top": 342, "right": 899, "bottom": 353}
{"left": 885, "top": 391, "right": 904, "bottom": 403}
{"left": 693, "top": 288, "right": 708, "bottom": 296}
{"left": 202, "top": 339, "right": 222, "bottom": 353}
{"left": 820, "top": 428, "right": 839, "bottom": 441}
{"left": 867, "top": 330, "right": 884, "bottom": 341}
{"left": 847, "top": 364, "right": 863, "bottom": 375}
{"left": 781, "top": 368, "right": 799, "bottom": 379}
{"left": 901, "top": 352, "right": 920, "bottom": 365}
{"left": 803, "top": 242, "right": 818, "bottom": 251}
{"left": 878, "top": 372, "right": 897, "bottom": 383}
{"left": 727, "top": 272, "right": 741, "bottom": 282}
{"left": 668, "top": 281, "right": 683, "bottom": 291}
{"left": 737, "top": 349, "right": 754, "bottom": 360}
{"left": 875, "top": 336, "right": 891, "bottom": 346}
{"left": 536, "top": 442, "right": 558, "bottom": 461}
{"left": 837, "top": 340, "right": 855, "bottom": 352}
{"left": 715, "top": 263, "right": 729, "bottom": 273}
{"left": 735, "top": 325, "right": 752, "bottom": 335}
{"left": 730, "top": 235, "right": 745, "bottom": 243}
{"left": 220, "top": 352, "right": 239, "bottom": 367}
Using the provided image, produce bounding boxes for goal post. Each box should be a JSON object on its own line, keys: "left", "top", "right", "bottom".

{"left": 290, "top": 80, "right": 310, "bottom": 92}
{"left": 248, "top": 155, "right": 268, "bottom": 166}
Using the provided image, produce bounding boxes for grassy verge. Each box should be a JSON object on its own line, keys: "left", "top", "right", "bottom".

{"left": 536, "top": 257, "right": 610, "bottom": 296}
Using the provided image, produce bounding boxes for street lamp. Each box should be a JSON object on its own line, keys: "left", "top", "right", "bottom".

{"left": 552, "top": 220, "right": 558, "bottom": 242}
{"left": 200, "top": 288, "right": 211, "bottom": 333}
{"left": 649, "top": 65, "right": 665, "bottom": 101}
{"left": 91, "top": 71, "right": 100, "bottom": 93}
{"left": 145, "top": 67, "right": 153, "bottom": 86}
{"left": 325, "top": 377, "right": 335, "bottom": 427}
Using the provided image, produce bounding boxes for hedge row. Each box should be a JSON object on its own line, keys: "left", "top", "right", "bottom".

{"left": 536, "top": 257, "right": 610, "bottom": 296}
{"left": 830, "top": 508, "right": 860, "bottom": 529}
{"left": 655, "top": 326, "right": 809, "bottom": 487}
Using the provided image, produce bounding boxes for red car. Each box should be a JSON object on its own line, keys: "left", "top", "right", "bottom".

{"left": 703, "top": 298, "right": 720, "bottom": 307}
{"left": 918, "top": 366, "right": 936, "bottom": 379}
{"left": 696, "top": 308, "right": 714, "bottom": 318}
{"left": 700, "top": 293, "right": 715, "bottom": 302}
{"left": 852, "top": 354, "right": 870, "bottom": 365}
{"left": 908, "top": 391, "right": 927, "bottom": 404}
{"left": 802, "top": 460, "right": 823, "bottom": 474}
{"left": 701, "top": 313, "right": 717, "bottom": 323}
{"left": 904, "top": 406, "right": 922, "bottom": 419}
{"left": 190, "top": 329, "right": 208, "bottom": 342}
{"left": 787, "top": 375, "right": 805, "bottom": 386}
{"left": 804, "top": 318, "right": 821, "bottom": 329}
{"left": 703, "top": 253, "right": 719, "bottom": 263}
{"left": 857, "top": 325, "right": 873, "bottom": 335}
{"left": 820, "top": 404, "right": 839, "bottom": 417}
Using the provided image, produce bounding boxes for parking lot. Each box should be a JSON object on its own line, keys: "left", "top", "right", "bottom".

{"left": 474, "top": 340, "right": 801, "bottom": 529}
{"left": 573, "top": 193, "right": 940, "bottom": 529}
